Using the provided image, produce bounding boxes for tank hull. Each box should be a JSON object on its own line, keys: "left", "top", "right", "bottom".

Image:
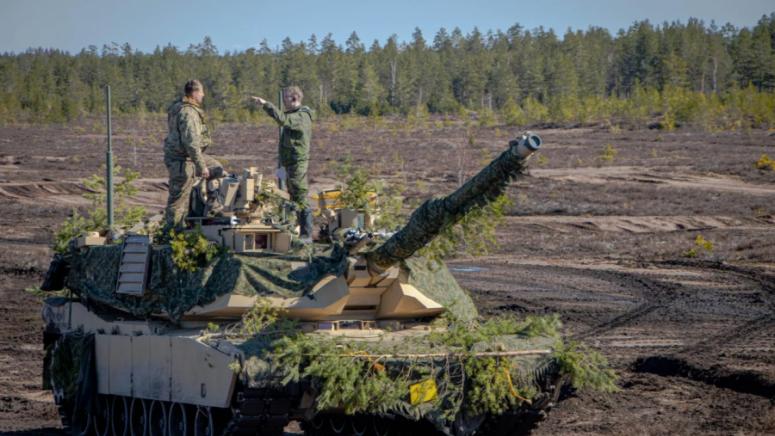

{"left": 43, "top": 298, "right": 565, "bottom": 436}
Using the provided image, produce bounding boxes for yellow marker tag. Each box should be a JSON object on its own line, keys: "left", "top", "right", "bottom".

{"left": 409, "top": 379, "right": 438, "bottom": 405}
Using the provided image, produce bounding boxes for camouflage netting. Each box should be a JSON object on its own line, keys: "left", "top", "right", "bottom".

{"left": 63, "top": 242, "right": 478, "bottom": 322}
{"left": 48, "top": 330, "right": 97, "bottom": 430}
{"left": 402, "top": 256, "right": 477, "bottom": 322}
{"left": 65, "top": 243, "right": 347, "bottom": 321}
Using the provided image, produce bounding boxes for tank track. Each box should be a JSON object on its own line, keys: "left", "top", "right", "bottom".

{"left": 300, "top": 413, "right": 444, "bottom": 436}
{"left": 54, "top": 370, "right": 569, "bottom": 436}
{"left": 53, "top": 388, "right": 291, "bottom": 436}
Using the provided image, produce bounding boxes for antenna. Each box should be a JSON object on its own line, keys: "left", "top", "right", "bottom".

{"left": 277, "top": 88, "right": 286, "bottom": 191}
{"left": 105, "top": 85, "right": 114, "bottom": 233}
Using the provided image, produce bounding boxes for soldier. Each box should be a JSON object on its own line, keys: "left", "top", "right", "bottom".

{"left": 163, "top": 79, "right": 224, "bottom": 231}
{"left": 252, "top": 87, "right": 315, "bottom": 241}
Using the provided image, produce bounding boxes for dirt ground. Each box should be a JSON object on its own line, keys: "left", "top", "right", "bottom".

{"left": 0, "top": 115, "right": 774, "bottom": 435}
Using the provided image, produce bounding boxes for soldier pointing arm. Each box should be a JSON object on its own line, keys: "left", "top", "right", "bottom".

{"left": 251, "top": 87, "right": 315, "bottom": 241}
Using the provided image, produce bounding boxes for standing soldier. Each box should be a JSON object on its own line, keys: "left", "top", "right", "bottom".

{"left": 163, "top": 79, "right": 224, "bottom": 231}
{"left": 252, "top": 87, "right": 315, "bottom": 241}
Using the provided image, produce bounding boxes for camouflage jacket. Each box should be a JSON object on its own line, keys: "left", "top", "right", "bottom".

{"left": 163, "top": 99, "right": 212, "bottom": 173}
{"left": 262, "top": 102, "right": 314, "bottom": 167}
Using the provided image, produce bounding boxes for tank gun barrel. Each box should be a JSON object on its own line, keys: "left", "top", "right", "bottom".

{"left": 366, "top": 133, "right": 541, "bottom": 272}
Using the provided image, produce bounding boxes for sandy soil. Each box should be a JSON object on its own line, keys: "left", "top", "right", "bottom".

{"left": 0, "top": 116, "right": 774, "bottom": 435}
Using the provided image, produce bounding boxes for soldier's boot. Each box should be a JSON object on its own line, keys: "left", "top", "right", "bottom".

{"left": 298, "top": 208, "right": 314, "bottom": 244}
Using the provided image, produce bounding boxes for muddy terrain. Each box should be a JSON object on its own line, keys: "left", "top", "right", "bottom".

{"left": 0, "top": 115, "right": 774, "bottom": 434}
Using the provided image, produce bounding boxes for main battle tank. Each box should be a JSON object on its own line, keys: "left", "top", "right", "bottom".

{"left": 40, "top": 132, "right": 569, "bottom": 435}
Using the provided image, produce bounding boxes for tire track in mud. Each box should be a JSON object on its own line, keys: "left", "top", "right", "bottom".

{"left": 680, "top": 313, "right": 775, "bottom": 355}
{"left": 456, "top": 259, "right": 686, "bottom": 339}
{"left": 628, "top": 261, "right": 775, "bottom": 398}
{"left": 513, "top": 259, "right": 775, "bottom": 398}
{"left": 568, "top": 270, "right": 684, "bottom": 341}
{"left": 659, "top": 259, "right": 775, "bottom": 308}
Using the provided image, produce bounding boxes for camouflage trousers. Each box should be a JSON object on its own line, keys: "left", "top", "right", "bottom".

{"left": 164, "top": 155, "right": 222, "bottom": 230}
{"left": 285, "top": 160, "right": 309, "bottom": 210}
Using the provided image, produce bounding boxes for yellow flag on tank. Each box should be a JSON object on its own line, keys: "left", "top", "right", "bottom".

{"left": 409, "top": 379, "right": 438, "bottom": 405}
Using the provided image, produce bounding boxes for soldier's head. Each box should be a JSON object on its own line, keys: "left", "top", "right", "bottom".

{"left": 283, "top": 86, "right": 303, "bottom": 110}
{"left": 184, "top": 79, "right": 205, "bottom": 106}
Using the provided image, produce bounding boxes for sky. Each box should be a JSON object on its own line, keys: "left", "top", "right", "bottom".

{"left": 1, "top": 0, "right": 773, "bottom": 54}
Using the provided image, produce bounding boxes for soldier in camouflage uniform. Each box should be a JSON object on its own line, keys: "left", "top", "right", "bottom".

{"left": 163, "top": 79, "right": 224, "bottom": 230}
{"left": 252, "top": 86, "right": 315, "bottom": 240}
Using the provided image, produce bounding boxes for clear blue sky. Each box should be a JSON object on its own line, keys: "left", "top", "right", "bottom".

{"left": 2, "top": 0, "right": 773, "bottom": 54}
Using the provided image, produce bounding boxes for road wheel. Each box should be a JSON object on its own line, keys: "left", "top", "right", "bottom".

{"left": 328, "top": 415, "right": 347, "bottom": 434}
{"left": 129, "top": 398, "right": 148, "bottom": 436}
{"left": 193, "top": 406, "right": 214, "bottom": 436}
{"left": 167, "top": 402, "right": 190, "bottom": 436}
{"left": 93, "top": 395, "right": 111, "bottom": 436}
{"left": 147, "top": 401, "right": 167, "bottom": 436}
{"left": 111, "top": 396, "right": 129, "bottom": 436}
{"left": 71, "top": 399, "right": 93, "bottom": 436}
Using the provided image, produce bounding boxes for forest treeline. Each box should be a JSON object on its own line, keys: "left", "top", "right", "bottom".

{"left": 1, "top": 14, "right": 774, "bottom": 129}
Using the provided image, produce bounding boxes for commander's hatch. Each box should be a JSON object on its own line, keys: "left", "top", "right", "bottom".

{"left": 115, "top": 234, "right": 151, "bottom": 296}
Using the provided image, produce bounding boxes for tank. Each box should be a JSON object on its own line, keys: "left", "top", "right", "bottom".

{"left": 39, "top": 132, "right": 571, "bottom": 436}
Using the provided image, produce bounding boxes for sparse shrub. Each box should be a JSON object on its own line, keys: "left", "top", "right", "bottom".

{"left": 407, "top": 104, "right": 430, "bottom": 127}
{"left": 521, "top": 97, "right": 549, "bottom": 125}
{"left": 548, "top": 94, "right": 581, "bottom": 125}
{"left": 53, "top": 164, "right": 146, "bottom": 253}
{"left": 334, "top": 159, "right": 405, "bottom": 230}
{"left": 695, "top": 234, "right": 714, "bottom": 251}
{"left": 338, "top": 167, "right": 376, "bottom": 211}
{"left": 500, "top": 97, "right": 526, "bottom": 126}
{"left": 478, "top": 108, "right": 496, "bottom": 127}
{"left": 622, "top": 84, "right": 659, "bottom": 128}
{"left": 685, "top": 234, "right": 714, "bottom": 258}
{"left": 755, "top": 154, "right": 775, "bottom": 171}
{"left": 600, "top": 144, "right": 618, "bottom": 163}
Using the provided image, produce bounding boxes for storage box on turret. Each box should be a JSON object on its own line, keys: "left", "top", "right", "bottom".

{"left": 76, "top": 231, "right": 107, "bottom": 248}
{"left": 219, "top": 223, "right": 292, "bottom": 253}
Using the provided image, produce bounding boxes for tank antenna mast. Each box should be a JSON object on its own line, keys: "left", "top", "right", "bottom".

{"left": 105, "top": 85, "right": 114, "bottom": 233}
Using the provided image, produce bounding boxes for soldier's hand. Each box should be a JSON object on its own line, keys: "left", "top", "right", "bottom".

{"left": 251, "top": 96, "right": 267, "bottom": 106}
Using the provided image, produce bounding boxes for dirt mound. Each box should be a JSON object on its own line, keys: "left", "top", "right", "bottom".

{"left": 506, "top": 215, "right": 771, "bottom": 234}
{"left": 0, "top": 181, "right": 91, "bottom": 206}
{"left": 533, "top": 166, "right": 775, "bottom": 196}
